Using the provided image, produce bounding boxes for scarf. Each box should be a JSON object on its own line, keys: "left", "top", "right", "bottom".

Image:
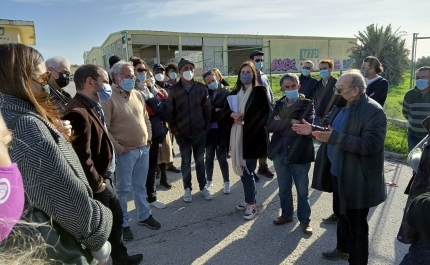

{"left": 230, "top": 85, "right": 253, "bottom": 176}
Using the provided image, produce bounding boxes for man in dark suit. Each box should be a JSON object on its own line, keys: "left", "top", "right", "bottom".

{"left": 63, "top": 64, "right": 143, "bottom": 265}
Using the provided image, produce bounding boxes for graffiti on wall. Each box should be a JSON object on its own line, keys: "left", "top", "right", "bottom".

{"left": 300, "top": 49, "right": 319, "bottom": 59}
{"left": 204, "top": 62, "right": 223, "bottom": 72}
{"left": 334, "top": 60, "right": 341, "bottom": 70}
{"left": 343, "top": 59, "right": 354, "bottom": 69}
{"left": 271, "top": 59, "right": 297, "bottom": 72}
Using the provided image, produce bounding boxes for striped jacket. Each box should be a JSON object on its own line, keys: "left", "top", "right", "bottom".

{"left": 0, "top": 92, "right": 112, "bottom": 252}
{"left": 402, "top": 88, "right": 430, "bottom": 138}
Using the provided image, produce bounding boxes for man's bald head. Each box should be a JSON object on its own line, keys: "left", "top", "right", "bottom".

{"left": 340, "top": 69, "right": 366, "bottom": 94}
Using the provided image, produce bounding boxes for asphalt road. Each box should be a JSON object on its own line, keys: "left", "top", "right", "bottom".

{"left": 63, "top": 82, "right": 411, "bottom": 265}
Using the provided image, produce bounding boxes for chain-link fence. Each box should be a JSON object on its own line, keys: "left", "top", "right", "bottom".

{"left": 409, "top": 33, "right": 430, "bottom": 89}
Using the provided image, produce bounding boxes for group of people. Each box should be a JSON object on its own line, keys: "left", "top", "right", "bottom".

{"left": 0, "top": 41, "right": 430, "bottom": 265}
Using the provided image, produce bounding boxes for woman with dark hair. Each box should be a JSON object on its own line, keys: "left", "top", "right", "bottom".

{"left": 165, "top": 63, "right": 179, "bottom": 86}
{"left": 228, "top": 60, "right": 270, "bottom": 220}
{"left": 0, "top": 43, "right": 113, "bottom": 264}
{"left": 361, "top": 56, "right": 389, "bottom": 106}
{"left": 202, "top": 70, "right": 231, "bottom": 193}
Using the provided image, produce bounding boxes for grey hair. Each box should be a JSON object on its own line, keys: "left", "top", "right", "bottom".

{"left": 109, "top": 60, "right": 133, "bottom": 81}
{"left": 279, "top": 73, "right": 300, "bottom": 87}
{"left": 417, "top": 66, "right": 430, "bottom": 74}
{"left": 303, "top": 60, "right": 314, "bottom": 67}
{"left": 343, "top": 69, "right": 366, "bottom": 93}
{"left": 45, "top": 56, "right": 70, "bottom": 71}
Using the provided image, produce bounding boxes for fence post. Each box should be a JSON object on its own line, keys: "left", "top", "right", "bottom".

{"left": 268, "top": 40, "right": 272, "bottom": 87}
{"left": 410, "top": 33, "right": 417, "bottom": 90}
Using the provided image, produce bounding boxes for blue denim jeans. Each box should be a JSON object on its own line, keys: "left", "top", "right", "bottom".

{"left": 273, "top": 150, "right": 311, "bottom": 223}
{"left": 241, "top": 159, "right": 258, "bottom": 204}
{"left": 175, "top": 133, "right": 207, "bottom": 191}
{"left": 400, "top": 238, "right": 430, "bottom": 265}
{"left": 407, "top": 132, "right": 424, "bottom": 152}
{"left": 205, "top": 128, "right": 229, "bottom": 183}
{"left": 115, "top": 146, "right": 151, "bottom": 227}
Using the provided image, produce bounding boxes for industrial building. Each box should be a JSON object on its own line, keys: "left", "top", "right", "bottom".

{"left": 84, "top": 30, "right": 356, "bottom": 76}
{"left": 0, "top": 19, "right": 35, "bottom": 45}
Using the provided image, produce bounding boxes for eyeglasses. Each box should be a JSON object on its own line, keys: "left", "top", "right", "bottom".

{"left": 333, "top": 86, "right": 354, "bottom": 95}
{"left": 255, "top": 59, "right": 264, "bottom": 63}
{"left": 302, "top": 66, "right": 311, "bottom": 70}
{"left": 121, "top": 73, "right": 136, "bottom": 79}
{"left": 136, "top": 68, "right": 148, "bottom": 73}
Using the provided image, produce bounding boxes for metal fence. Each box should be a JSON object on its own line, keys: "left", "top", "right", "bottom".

{"left": 409, "top": 33, "right": 430, "bottom": 89}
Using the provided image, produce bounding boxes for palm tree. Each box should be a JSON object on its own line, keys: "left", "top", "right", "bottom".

{"left": 348, "top": 24, "right": 410, "bottom": 84}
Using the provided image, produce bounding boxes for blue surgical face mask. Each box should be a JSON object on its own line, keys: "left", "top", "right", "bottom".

{"left": 254, "top": 61, "right": 263, "bottom": 70}
{"left": 320, "top": 69, "right": 330, "bottom": 79}
{"left": 416, "top": 79, "right": 429, "bottom": 90}
{"left": 93, "top": 80, "right": 112, "bottom": 101}
{"left": 284, "top": 89, "right": 299, "bottom": 100}
{"left": 301, "top": 69, "right": 310, "bottom": 76}
{"left": 137, "top": 72, "right": 146, "bottom": 82}
{"left": 208, "top": 81, "right": 218, "bottom": 90}
{"left": 240, "top": 73, "right": 254, "bottom": 85}
{"left": 121, "top": 78, "right": 135, "bottom": 91}
{"left": 169, "top": 72, "right": 177, "bottom": 79}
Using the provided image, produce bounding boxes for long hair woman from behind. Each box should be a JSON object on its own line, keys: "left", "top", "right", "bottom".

{"left": 0, "top": 43, "right": 113, "bottom": 265}
{"left": 228, "top": 60, "right": 270, "bottom": 220}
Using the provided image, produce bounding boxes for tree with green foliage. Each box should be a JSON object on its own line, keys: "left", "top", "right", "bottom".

{"left": 348, "top": 24, "right": 410, "bottom": 84}
{"left": 416, "top": 56, "right": 430, "bottom": 68}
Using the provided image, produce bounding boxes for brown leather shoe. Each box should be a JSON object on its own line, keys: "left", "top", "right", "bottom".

{"left": 273, "top": 216, "right": 293, "bottom": 225}
{"left": 300, "top": 223, "right": 313, "bottom": 235}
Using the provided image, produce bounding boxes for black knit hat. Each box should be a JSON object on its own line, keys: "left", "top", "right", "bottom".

{"left": 178, "top": 58, "right": 195, "bottom": 70}
{"left": 249, "top": 50, "right": 264, "bottom": 59}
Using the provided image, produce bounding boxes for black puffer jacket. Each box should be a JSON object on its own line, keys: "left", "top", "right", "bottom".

{"left": 208, "top": 84, "right": 231, "bottom": 148}
{"left": 169, "top": 80, "right": 211, "bottom": 138}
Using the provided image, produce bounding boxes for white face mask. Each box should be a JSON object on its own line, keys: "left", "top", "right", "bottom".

{"left": 182, "top": 70, "right": 194, "bottom": 81}
{"left": 155, "top": 73, "right": 165, "bottom": 82}
{"left": 149, "top": 77, "right": 156, "bottom": 85}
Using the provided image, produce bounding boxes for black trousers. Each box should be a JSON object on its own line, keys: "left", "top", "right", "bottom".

{"left": 146, "top": 134, "right": 166, "bottom": 203}
{"left": 93, "top": 180, "right": 128, "bottom": 265}
{"left": 332, "top": 175, "right": 369, "bottom": 265}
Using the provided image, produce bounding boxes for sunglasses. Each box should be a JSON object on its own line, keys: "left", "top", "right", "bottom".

{"left": 302, "top": 66, "right": 311, "bottom": 70}
{"left": 136, "top": 68, "right": 148, "bottom": 73}
{"left": 333, "top": 86, "right": 354, "bottom": 95}
{"left": 34, "top": 71, "right": 52, "bottom": 85}
{"left": 255, "top": 59, "right": 264, "bottom": 63}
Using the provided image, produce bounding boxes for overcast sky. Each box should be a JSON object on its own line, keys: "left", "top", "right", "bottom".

{"left": 2, "top": 0, "right": 429, "bottom": 64}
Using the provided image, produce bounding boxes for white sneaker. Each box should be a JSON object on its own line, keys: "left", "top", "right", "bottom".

{"left": 205, "top": 181, "right": 213, "bottom": 189}
{"left": 244, "top": 204, "right": 257, "bottom": 220}
{"left": 236, "top": 202, "right": 247, "bottom": 211}
{"left": 149, "top": 200, "right": 166, "bottom": 209}
{"left": 223, "top": 182, "right": 231, "bottom": 194}
{"left": 183, "top": 188, "right": 192, "bottom": 202}
{"left": 201, "top": 187, "right": 213, "bottom": 200}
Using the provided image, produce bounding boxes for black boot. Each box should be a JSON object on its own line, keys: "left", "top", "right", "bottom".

{"left": 166, "top": 162, "right": 181, "bottom": 173}
{"left": 159, "top": 163, "right": 172, "bottom": 189}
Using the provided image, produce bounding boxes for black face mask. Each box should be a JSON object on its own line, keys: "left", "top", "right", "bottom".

{"left": 333, "top": 95, "right": 348, "bottom": 108}
{"left": 53, "top": 69, "right": 70, "bottom": 88}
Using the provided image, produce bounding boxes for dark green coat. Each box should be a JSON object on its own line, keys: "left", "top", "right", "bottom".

{"left": 313, "top": 94, "right": 387, "bottom": 213}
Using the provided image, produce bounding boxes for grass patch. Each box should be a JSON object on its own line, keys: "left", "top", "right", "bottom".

{"left": 384, "top": 72, "right": 411, "bottom": 120}
{"left": 385, "top": 121, "right": 408, "bottom": 155}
